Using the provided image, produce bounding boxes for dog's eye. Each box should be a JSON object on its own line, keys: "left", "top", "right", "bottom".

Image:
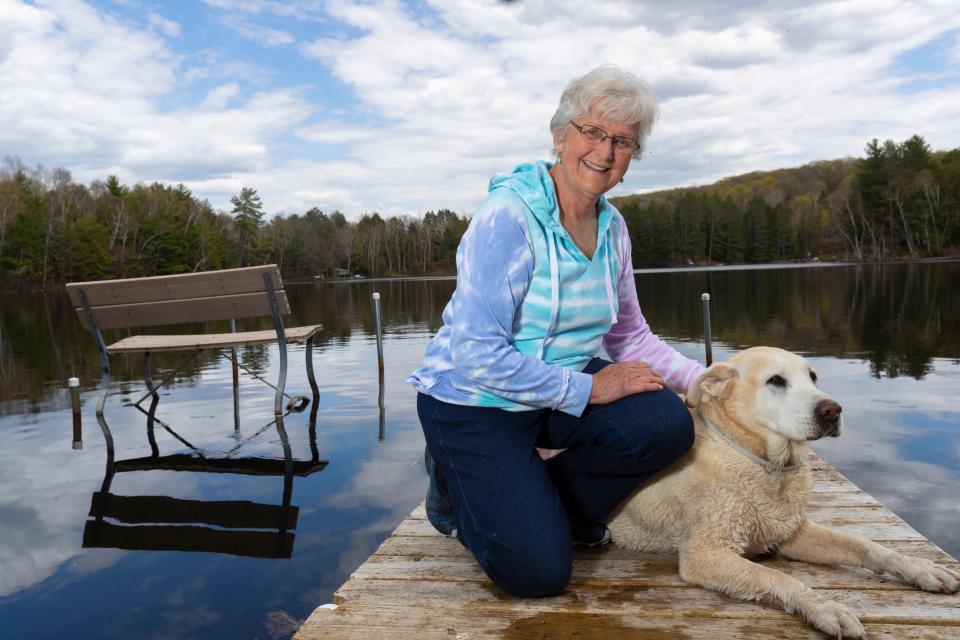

{"left": 809, "top": 371, "right": 818, "bottom": 383}
{"left": 766, "top": 375, "right": 787, "bottom": 387}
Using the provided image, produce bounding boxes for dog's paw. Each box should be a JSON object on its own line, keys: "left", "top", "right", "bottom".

{"left": 894, "top": 557, "right": 960, "bottom": 594}
{"left": 803, "top": 598, "right": 865, "bottom": 639}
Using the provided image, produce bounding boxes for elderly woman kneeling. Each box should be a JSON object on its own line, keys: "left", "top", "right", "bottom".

{"left": 408, "top": 64, "right": 704, "bottom": 597}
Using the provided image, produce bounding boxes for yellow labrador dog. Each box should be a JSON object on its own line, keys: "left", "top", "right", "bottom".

{"left": 608, "top": 346, "right": 959, "bottom": 638}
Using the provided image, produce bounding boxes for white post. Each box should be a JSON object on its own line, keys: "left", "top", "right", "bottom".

{"left": 69, "top": 377, "right": 82, "bottom": 450}
{"left": 701, "top": 293, "right": 713, "bottom": 367}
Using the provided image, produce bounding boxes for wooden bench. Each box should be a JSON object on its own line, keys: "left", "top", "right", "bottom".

{"left": 66, "top": 265, "right": 322, "bottom": 416}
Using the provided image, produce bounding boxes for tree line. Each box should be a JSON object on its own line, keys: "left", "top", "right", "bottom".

{"left": 1, "top": 134, "right": 957, "bottom": 288}
{"left": 614, "top": 135, "right": 960, "bottom": 267}
{"left": 0, "top": 162, "right": 468, "bottom": 286}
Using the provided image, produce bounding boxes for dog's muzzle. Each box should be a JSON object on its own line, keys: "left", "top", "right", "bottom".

{"left": 812, "top": 399, "right": 843, "bottom": 438}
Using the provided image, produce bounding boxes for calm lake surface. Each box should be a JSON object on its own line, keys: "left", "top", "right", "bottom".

{"left": 1, "top": 261, "right": 958, "bottom": 639}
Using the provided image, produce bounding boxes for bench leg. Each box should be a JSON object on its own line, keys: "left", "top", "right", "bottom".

{"left": 144, "top": 352, "right": 160, "bottom": 401}
{"left": 275, "top": 342, "right": 288, "bottom": 416}
{"left": 275, "top": 414, "right": 294, "bottom": 531}
{"left": 145, "top": 394, "right": 160, "bottom": 457}
{"left": 262, "top": 272, "right": 288, "bottom": 416}
{"left": 76, "top": 287, "right": 113, "bottom": 417}
{"left": 305, "top": 336, "right": 320, "bottom": 406}
{"left": 95, "top": 371, "right": 111, "bottom": 417}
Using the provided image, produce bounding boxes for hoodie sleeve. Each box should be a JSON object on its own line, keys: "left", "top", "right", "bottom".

{"left": 448, "top": 199, "right": 593, "bottom": 416}
{"left": 602, "top": 217, "right": 705, "bottom": 394}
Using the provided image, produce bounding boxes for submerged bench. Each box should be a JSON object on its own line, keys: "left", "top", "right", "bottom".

{"left": 67, "top": 264, "right": 322, "bottom": 416}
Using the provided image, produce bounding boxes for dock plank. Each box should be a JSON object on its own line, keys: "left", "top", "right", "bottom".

{"left": 299, "top": 610, "right": 958, "bottom": 639}
{"left": 296, "top": 454, "right": 960, "bottom": 639}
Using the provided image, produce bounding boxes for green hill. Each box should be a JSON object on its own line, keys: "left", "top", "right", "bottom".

{"left": 611, "top": 136, "right": 960, "bottom": 267}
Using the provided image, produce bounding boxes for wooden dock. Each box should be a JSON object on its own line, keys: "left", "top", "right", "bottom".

{"left": 296, "top": 457, "right": 960, "bottom": 639}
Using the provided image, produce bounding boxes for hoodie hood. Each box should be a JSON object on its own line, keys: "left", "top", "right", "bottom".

{"left": 488, "top": 161, "right": 617, "bottom": 246}
{"left": 489, "top": 161, "right": 620, "bottom": 360}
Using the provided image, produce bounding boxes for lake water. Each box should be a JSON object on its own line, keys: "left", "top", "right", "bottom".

{"left": 1, "top": 262, "right": 958, "bottom": 639}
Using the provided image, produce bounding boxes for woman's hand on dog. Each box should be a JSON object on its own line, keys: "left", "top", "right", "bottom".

{"left": 589, "top": 361, "right": 666, "bottom": 404}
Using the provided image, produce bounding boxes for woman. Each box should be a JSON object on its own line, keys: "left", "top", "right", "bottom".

{"left": 407, "top": 64, "right": 704, "bottom": 597}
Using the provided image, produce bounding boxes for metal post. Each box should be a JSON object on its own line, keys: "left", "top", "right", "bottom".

{"left": 377, "top": 367, "right": 385, "bottom": 442}
{"left": 230, "top": 318, "right": 239, "bottom": 430}
{"left": 701, "top": 292, "right": 713, "bottom": 367}
{"left": 372, "top": 293, "right": 384, "bottom": 375}
{"left": 69, "top": 377, "right": 82, "bottom": 450}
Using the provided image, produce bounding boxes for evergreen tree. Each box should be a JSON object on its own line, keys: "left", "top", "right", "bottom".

{"left": 231, "top": 187, "right": 264, "bottom": 267}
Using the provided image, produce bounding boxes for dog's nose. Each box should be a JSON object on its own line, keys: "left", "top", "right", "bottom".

{"left": 816, "top": 399, "right": 842, "bottom": 421}
{"left": 815, "top": 399, "right": 842, "bottom": 438}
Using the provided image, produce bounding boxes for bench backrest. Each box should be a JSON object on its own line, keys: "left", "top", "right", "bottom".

{"left": 66, "top": 265, "right": 290, "bottom": 330}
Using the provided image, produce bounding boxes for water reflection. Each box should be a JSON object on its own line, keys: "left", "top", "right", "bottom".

{"left": 83, "top": 397, "right": 328, "bottom": 560}
{"left": 634, "top": 261, "right": 960, "bottom": 378}
{"left": 0, "top": 263, "right": 957, "bottom": 639}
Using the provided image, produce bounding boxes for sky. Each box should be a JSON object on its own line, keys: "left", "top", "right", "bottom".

{"left": 2, "top": 0, "right": 960, "bottom": 219}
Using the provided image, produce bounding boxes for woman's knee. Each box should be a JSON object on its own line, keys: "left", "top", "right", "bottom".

{"left": 650, "top": 390, "right": 694, "bottom": 458}
{"left": 486, "top": 553, "right": 571, "bottom": 597}
{"left": 475, "top": 533, "right": 572, "bottom": 597}
{"left": 617, "top": 389, "right": 694, "bottom": 462}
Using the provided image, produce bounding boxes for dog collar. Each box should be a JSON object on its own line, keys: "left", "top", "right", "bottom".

{"left": 697, "top": 406, "right": 802, "bottom": 473}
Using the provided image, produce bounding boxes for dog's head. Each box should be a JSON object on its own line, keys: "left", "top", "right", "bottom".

{"left": 685, "top": 346, "right": 842, "bottom": 442}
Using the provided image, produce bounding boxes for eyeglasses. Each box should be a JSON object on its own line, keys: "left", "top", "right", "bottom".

{"left": 570, "top": 121, "right": 638, "bottom": 152}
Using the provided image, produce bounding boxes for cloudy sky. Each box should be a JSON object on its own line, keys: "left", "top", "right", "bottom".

{"left": 2, "top": 0, "right": 960, "bottom": 218}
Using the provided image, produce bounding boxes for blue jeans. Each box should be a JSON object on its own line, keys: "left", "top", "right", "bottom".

{"left": 417, "top": 358, "right": 694, "bottom": 597}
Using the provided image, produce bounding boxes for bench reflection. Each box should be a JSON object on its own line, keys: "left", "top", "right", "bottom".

{"left": 83, "top": 397, "right": 327, "bottom": 559}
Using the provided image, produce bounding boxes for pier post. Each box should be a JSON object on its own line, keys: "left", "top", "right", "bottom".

{"left": 373, "top": 292, "right": 385, "bottom": 441}
{"left": 701, "top": 293, "right": 713, "bottom": 367}
{"left": 69, "top": 377, "right": 82, "bottom": 450}
{"left": 372, "top": 293, "right": 384, "bottom": 374}
{"left": 230, "top": 318, "right": 240, "bottom": 430}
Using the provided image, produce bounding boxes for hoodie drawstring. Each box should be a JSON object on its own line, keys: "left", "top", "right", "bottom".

{"left": 537, "top": 233, "right": 561, "bottom": 361}
{"left": 602, "top": 227, "right": 618, "bottom": 325}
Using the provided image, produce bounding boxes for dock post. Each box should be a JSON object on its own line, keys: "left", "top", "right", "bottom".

{"left": 378, "top": 367, "right": 386, "bottom": 442}
{"left": 230, "top": 318, "right": 239, "bottom": 430}
{"left": 701, "top": 293, "right": 713, "bottom": 367}
{"left": 373, "top": 292, "right": 386, "bottom": 441}
{"left": 69, "top": 377, "right": 82, "bottom": 450}
{"left": 372, "top": 293, "right": 384, "bottom": 374}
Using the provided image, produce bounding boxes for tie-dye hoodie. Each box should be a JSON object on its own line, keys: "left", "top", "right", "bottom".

{"left": 407, "top": 161, "right": 704, "bottom": 417}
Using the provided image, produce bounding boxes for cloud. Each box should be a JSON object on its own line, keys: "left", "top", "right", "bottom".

{"left": 221, "top": 15, "right": 296, "bottom": 47}
{"left": 0, "top": 2, "right": 315, "bottom": 184}
{"left": 290, "top": 0, "right": 960, "bottom": 213}
{"left": 200, "top": 0, "right": 326, "bottom": 19}
{"left": 3, "top": 1, "right": 960, "bottom": 216}
{"left": 148, "top": 11, "right": 182, "bottom": 37}
{"left": 200, "top": 82, "right": 241, "bottom": 109}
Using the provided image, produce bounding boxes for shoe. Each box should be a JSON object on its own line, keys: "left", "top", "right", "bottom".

{"left": 571, "top": 518, "right": 611, "bottom": 547}
{"left": 424, "top": 445, "right": 457, "bottom": 537}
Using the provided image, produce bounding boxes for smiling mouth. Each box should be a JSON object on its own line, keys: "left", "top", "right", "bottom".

{"left": 582, "top": 159, "right": 610, "bottom": 173}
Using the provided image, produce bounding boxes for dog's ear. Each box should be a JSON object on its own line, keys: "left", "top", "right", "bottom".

{"left": 685, "top": 363, "right": 738, "bottom": 408}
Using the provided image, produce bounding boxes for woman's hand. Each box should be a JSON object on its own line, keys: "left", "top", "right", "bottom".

{"left": 589, "top": 361, "right": 666, "bottom": 405}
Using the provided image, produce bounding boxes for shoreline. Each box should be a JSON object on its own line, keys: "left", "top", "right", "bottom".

{"left": 3, "top": 256, "right": 958, "bottom": 292}
{"left": 299, "top": 255, "right": 960, "bottom": 284}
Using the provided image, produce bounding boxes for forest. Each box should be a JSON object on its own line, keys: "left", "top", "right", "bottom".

{"left": 615, "top": 135, "right": 960, "bottom": 267}
{"left": 1, "top": 134, "right": 957, "bottom": 287}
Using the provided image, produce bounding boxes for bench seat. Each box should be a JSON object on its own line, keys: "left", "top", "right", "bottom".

{"left": 107, "top": 324, "right": 323, "bottom": 353}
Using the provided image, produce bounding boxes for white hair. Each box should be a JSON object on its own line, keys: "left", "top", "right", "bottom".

{"left": 549, "top": 64, "right": 658, "bottom": 159}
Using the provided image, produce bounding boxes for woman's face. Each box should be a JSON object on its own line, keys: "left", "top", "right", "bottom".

{"left": 553, "top": 107, "right": 636, "bottom": 202}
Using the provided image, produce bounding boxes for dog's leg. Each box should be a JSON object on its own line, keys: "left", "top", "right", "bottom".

{"left": 679, "top": 539, "right": 866, "bottom": 638}
{"left": 778, "top": 519, "right": 960, "bottom": 594}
